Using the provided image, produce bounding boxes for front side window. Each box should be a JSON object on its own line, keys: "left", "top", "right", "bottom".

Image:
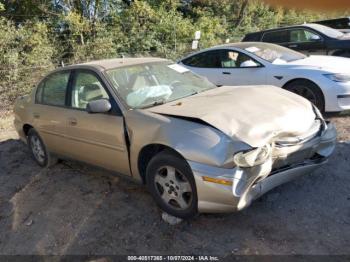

{"left": 36, "top": 71, "right": 70, "bottom": 106}
{"left": 71, "top": 71, "right": 109, "bottom": 109}
{"left": 106, "top": 62, "right": 216, "bottom": 109}
{"left": 262, "top": 30, "right": 289, "bottom": 43}
{"left": 289, "top": 29, "right": 321, "bottom": 42}
{"left": 220, "top": 50, "right": 239, "bottom": 68}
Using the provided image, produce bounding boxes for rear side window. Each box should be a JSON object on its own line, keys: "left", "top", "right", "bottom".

{"left": 36, "top": 71, "right": 70, "bottom": 106}
{"left": 243, "top": 33, "right": 261, "bottom": 41}
{"left": 182, "top": 50, "right": 222, "bottom": 68}
{"left": 262, "top": 30, "right": 289, "bottom": 43}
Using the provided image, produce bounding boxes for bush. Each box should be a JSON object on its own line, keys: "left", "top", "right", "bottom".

{"left": 0, "top": 0, "right": 346, "bottom": 109}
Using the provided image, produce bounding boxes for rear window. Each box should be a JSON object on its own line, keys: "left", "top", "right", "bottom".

{"left": 242, "top": 33, "right": 262, "bottom": 41}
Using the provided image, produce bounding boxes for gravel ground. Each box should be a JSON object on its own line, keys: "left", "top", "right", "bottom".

{"left": 0, "top": 112, "right": 349, "bottom": 256}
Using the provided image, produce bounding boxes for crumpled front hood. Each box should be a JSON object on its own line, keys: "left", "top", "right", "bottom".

{"left": 147, "top": 86, "right": 316, "bottom": 147}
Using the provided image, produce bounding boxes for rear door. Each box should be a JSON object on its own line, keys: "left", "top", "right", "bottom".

{"left": 63, "top": 69, "right": 130, "bottom": 175}
{"left": 180, "top": 50, "right": 225, "bottom": 86}
{"left": 32, "top": 70, "right": 72, "bottom": 155}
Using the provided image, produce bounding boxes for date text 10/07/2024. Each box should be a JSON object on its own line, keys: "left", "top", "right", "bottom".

{"left": 127, "top": 255, "right": 219, "bottom": 261}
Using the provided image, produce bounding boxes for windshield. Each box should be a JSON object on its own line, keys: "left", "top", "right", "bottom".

{"left": 106, "top": 62, "right": 216, "bottom": 109}
{"left": 307, "top": 23, "right": 344, "bottom": 38}
{"left": 242, "top": 43, "right": 306, "bottom": 63}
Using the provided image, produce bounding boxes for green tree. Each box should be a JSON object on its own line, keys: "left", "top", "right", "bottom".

{"left": 0, "top": 18, "right": 55, "bottom": 106}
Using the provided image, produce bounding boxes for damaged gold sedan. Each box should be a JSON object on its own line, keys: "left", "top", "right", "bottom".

{"left": 14, "top": 58, "right": 336, "bottom": 218}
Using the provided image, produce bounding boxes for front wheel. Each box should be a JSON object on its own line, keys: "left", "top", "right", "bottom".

{"left": 146, "top": 151, "right": 198, "bottom": 219}
{"left": 284, "top": 80, "right": 325, "bottom": 112}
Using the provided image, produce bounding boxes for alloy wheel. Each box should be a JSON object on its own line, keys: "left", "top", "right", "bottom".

{"left": 154, "top": 166, "right": 193, "bottom": 210}
{"left": 30, "top": 135, "right": 45, "bottom": 164}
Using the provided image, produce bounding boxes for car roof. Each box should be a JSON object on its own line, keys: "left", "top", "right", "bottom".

{"left": 250, "top": 23, "right": 323, "bottom": 34}
{"left": 59, "top": 57, "right": 169, "bottom": 71}
{"left": 213, "top": 42, "right": 272, "bottom": 49}
{"left": 181, "top": 41, "right": 276, "bottom": 55}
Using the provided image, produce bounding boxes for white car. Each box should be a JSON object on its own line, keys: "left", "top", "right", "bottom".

{"left": 179, "top": 42, "right": 350, "bottom": 112}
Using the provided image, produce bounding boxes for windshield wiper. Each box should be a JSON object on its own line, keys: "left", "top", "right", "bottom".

{"left": 138, "top": 92, "right": 200, "bottom": 109}
{"left": 151, "top": 100, "right": 166, "bottom": 106}
{"left": 138, "top": 99, "right": 166, "bottom": 109}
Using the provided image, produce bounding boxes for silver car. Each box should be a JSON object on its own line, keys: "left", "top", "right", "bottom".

{"left": 14, "top": 58, "right": 337, "bottom": 218}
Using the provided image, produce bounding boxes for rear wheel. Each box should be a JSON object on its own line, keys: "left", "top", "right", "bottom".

{"left": 146, "top": 151, "right": 198, "bottom": 219}
{"left": 27, "top": 128, "right": 57, "bottom": 168}
{"left": 284, "top": 80, "right": 325, "bottom": 112}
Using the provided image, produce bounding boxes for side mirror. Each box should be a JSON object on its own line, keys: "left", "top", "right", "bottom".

{"left": 86, "top": 99, "right": 111, "bottom": 114}
{"left": 310, "top": 35, "right": 321, "bottom": 41}
{"left": 240, "top": 60, "right": 260, "bottom": 68}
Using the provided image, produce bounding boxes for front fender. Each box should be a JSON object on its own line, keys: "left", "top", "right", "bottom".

{"left": 124, "top": 110, "right": 250, "bottom": 181}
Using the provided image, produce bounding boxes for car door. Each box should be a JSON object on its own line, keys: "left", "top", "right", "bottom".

{"left": 180, "top": 50, "right": 226, "bottom": 86}
{"left": 32, "top": 70, "right": 73, "bottom": 155}
{"left": 287, "top": 28, "right": 327, "bottom": 55}
{"left": 217, "top": 49, "right": 267, "bottom": 86}
{"left": 63, "top": 69, "right": 130, "bottom": 175}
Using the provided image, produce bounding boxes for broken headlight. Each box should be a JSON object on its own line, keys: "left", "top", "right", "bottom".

{"left": 233, "top": 144, "right": 271, "bottom": 167}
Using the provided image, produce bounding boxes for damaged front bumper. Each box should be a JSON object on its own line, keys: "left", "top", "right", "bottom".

{"left": 189, "top": 122, "right": 337, "bottom": 213}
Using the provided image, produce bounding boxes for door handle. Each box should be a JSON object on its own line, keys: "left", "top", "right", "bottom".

{"left": 288, "top": 44, "right": 298, "bottom": 48}
{"left": 68, "top": 117, "right": 78, "bottom": 126}
{"left": 33, "top": 113, "right": 40, "bottom": 119}
{"left": 222, "top": 72, "right": 231, "bottom": 75}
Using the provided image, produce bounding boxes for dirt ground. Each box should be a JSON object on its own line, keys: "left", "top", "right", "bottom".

{"left": 0, "top": 111, "right": 349, "bottom": 256}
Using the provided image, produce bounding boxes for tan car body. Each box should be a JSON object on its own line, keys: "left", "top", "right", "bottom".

{"left": 14, "top": 58, "right": 337, "bottom": 213}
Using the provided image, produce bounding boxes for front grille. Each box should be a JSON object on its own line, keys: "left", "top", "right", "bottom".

{"left": 270, "top": 153, "right": 325, "bottom": 175}
{"left": 271, "top": 118, "right": 324, "bottom": 170}
{"left": 275, "top": 119, "right": 322, "bottom": 147}
{"left": 272, "top": 147, "right": 315, "bottom": 170}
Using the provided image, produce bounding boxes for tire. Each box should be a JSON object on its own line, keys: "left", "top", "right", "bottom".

{"left": 146, "top": 150, "right": 198, "bottom": 219}
{"left": 333, "top": 51, "right": 350, "bottom": 58}
{"left": 27, "top": 128, "right": 58, "bottom": 168}
{"left": 284, "top": 80, "right": 325, "bottom": 112}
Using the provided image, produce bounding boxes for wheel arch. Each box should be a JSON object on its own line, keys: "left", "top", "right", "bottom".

{"left": 137, "top": 143, "right": 186, "bottom": 184}
{"left": 282, "top": 77, "right": 317, "bottom": 89}
{"left": 23, "top": 124, "right": 34, "bottom": 136}
{"left": 283, "top": 77, "right": 325, "bottom": 98}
